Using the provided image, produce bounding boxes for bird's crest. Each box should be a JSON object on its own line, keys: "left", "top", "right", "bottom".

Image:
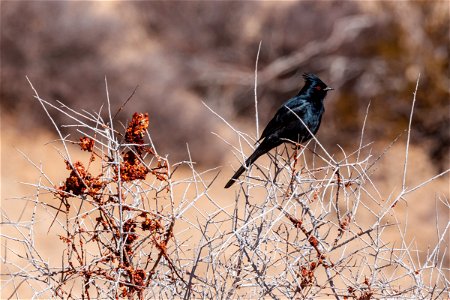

{"left": 302, "top": 73, "right": 321, "bottom": 83}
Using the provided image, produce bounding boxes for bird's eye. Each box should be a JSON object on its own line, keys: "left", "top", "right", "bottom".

{"left": 315, "top": 85, "right": 322, "bottom": 90}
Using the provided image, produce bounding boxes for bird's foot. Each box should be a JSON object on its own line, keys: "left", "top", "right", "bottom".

{"left": 291, "top": 144, "right": 305, "bottom": 150}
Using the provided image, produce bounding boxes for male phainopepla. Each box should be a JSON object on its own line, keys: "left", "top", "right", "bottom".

{"left": 225, "top": 73, "right": 333, "bottom": 188}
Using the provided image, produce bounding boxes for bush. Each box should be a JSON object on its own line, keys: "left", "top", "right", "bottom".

{"left": 1, "top": 77, "right": 448, "bottom": 299}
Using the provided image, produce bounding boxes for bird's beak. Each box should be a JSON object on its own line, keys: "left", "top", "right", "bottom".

{"left": 324, "top": 87, "right": 334, "bottom": 91}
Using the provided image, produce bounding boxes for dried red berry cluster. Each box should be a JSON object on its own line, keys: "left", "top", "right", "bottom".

{"left": 79, "top": 136, "right": 95, "bottom": 152}
{"left": 125, "top": 112, "right": 149, "bottom": 147}
{"left": 298, "top": 261, "right": 318, "bottom": 289}
{"left": 58, "top": 161, "right": 104, "bottom": 198}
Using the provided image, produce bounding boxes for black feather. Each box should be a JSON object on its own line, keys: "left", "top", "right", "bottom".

{"left": 225, "top": 73, "right": 332, "bottom": 188}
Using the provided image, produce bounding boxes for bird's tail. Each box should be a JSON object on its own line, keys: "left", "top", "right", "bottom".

{"left": 224, "top": 164, "right": 247, "bottom": 189}
{"left": 224, "top": 141, "right": 274, "bottom": 188}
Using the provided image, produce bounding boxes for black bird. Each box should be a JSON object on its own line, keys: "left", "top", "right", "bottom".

{"left": 225, "top": 73, "right": 333, "bottom": 188}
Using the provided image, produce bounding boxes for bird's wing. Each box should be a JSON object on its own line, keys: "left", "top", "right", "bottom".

{"left": 258, "top": 98, "right": 308, "bottom": 141}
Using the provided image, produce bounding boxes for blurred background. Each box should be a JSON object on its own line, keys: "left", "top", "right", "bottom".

{"left": 1, "top": 4, "right": 449, "bottom": 294}
{"left": 1, "top": 1, "right": 448, "bottom": 168}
